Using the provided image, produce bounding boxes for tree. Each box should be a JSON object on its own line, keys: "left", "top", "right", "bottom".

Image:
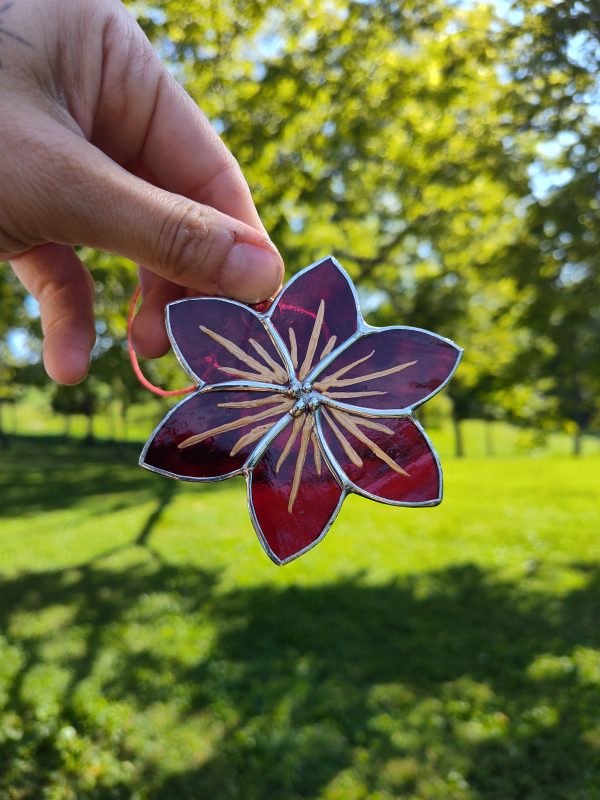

{"left": 51, "top": 383, "right": 100, "bottom": 443}
{"left": 131, "top": 0, "right": 534, "bottom": 454}
{"left": 498, "top": 0, "right": 600, "bottom": 452}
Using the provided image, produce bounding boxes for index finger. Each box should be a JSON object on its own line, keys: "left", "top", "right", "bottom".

{"left": 91, "top": 5, "right": 267, "bottom": 233}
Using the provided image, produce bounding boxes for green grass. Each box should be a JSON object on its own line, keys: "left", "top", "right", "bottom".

{"left": 0, "top": 433, "right": 599, "bottom": 799}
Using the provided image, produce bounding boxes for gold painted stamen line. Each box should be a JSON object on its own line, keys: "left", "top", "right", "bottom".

{"left": 322, "top": 408, "right": 363, "bottom": 468}
{"left": 313, "top": 350, "right": 375, "bottom": 391}
{"left": 200, "top": 325, "right": 276, "bottom": 381}
{"left": 325, "top": 360, "right": 418, "bottom": 389}
{"left": 319, "top": 335, "right": 337, "bottom": 361}
{"left": 230, "top": 423, "right": 274, "bottom": 457}
{"left": 249, "top": 338, "right": 288, "bottom": 383}
{"left": 288, "top": 416, "right": 312, "bottom": 513}
{"left": 218, "top": 366, "right": 278, "bottom": 382}
{"left": 326, "top": 390, "right": 387, "bottom": 399}
{"left": 330, "top": 408, "right": 409, "bottom": 477}
{"left": 311, "top": 429, "right": 322, "bottom": 475}
{"left": 351, "top": 417, "right": 394, "bottom": 435}
{"left": 288, "top": 328, "right": 298, "bottom": 370}
{"left": 178, "top": 401, "right": 291, "bottom": 450}
{"left": 276, "top": 414, "right": 304, "bottom": 473}
{"left": 219, "top": 394, "right": 282, "bottom": 409}
{"left": 299, "top": 299, "right": 325, "bottom": 380}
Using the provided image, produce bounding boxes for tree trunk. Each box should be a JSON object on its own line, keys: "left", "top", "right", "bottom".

{"left": 573, "top": 428, "right": 583, "bottom": 457}
{"left": 64, "top": 414, "right": 71, "bottom": 440}
{"left": 85, "top": 413, "right": 95, "bottom": 445}
{"left": 484, "top": 420, "right": 494, "bottom": 457}
{"left": 121, "top": 402, "right": 129, "bottom": 443}
{"left": 108, "top": 403, "right": 116, "bottom": 442}
{"left": 116, "top": 402, "right": 129, "bottom": 457}
{"left": 453, "top": 414, "right": 464, "bottom": 458}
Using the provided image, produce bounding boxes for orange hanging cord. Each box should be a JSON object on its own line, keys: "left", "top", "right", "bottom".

{"left": 127, "top": 286, "right": 196, "bottom": 398}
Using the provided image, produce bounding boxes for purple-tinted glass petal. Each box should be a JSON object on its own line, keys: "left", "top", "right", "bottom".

{"left": 314, "top": 328, "right": 461, "bottom": 411}
{"left": 249, "top": 412, "right": 344, "bottom": 563}
{"left": 318, "top": 410, "right": 441, "bottom": 505}
{"left": 268, "top": 258, "right": 360, "bottom": 380}
{"left": 167, "top": 298, "right": 289, "bottom": 387}
{"left": 141, "top": 389, "right": 291, "bottom": 480}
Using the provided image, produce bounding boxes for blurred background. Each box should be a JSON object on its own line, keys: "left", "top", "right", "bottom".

{"left": 0, "top": 0, "right": 599, "bottom": 797}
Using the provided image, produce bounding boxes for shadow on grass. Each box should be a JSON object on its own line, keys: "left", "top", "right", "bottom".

{"left": 1, "top": 545, "right": 600, "bottom": 798}
{"left": 0, "top": 435, "right": 230, "bottom": 520}
{"left": 0, "top": 435, "right": 152, "bottom": 518}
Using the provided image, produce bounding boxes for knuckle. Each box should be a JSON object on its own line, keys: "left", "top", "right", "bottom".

{"left": 102, "top": 4, "right": 157, "bottom": 100}
{"left": 0, "top": 230, "right": 30, "bottom": 259}
{"left": 207, "top": 155, "right": 244, "bottom": 194}
{"left": 38, "top": 277, "right": 70, "bottom": 308}
{"left": 43, "top": 313, "right": 74, "bottom": 341}
{"left": 218, "top": 154, "right": 243, "bottom": 180}
{"left": 160, "top": 201, "right": 217, "bottom": 283}
{"left": 38, "top": 277, "right": 94, "bottom": 343}
{"left": 44, "top": 145, "right": 90, "bottom": 193}
{"left": 0, "top": 149, "right": 43, "bottom": 253}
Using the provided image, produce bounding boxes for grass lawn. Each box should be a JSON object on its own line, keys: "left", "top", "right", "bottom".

{"left": 0, "top": 432, "right": 599, "bottom": 799}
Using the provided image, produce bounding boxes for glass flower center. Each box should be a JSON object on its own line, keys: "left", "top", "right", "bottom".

{"left": 288, "top": 379, "right": 321, "bottom": 416}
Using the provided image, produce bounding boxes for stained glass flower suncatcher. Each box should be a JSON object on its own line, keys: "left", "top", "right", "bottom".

{"left": 140, "top": 256, "right": 462, "bottom": 565}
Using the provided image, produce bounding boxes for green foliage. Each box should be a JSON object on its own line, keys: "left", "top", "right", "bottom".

{"left": 494, "top": 1, "right": 600, "bottom": 442}
{"left": 0, "top": 267, "right": 26, "bottom": 337}
{"left": 1, "top": 0, "right": 599, "bottom": 440}
{"left": 0, "top": 437, "right": 599, "bottom": 798}
{"left": 130, "top": 0, "right": 599, "bottom": 439}
{"left": 50, "top": 384, "right": 98, "bottom": 419}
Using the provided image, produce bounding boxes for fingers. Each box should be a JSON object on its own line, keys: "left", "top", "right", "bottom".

{"left": 92, "top": 12, "right": 285, "bottom": 356}
{"left": 139, "top": 80, "right": 266, "bottom": 233}
{"left": 90, "top": 5, "right": 284, "bottom": 352}
{"left": 93, "top": 7, "right": 267, "bottom": 232}
{"left": 17, "top": 120, "right": 283, "bottom": 304}
{"left": 10, "top": 244, "right": 96, "bottom": 385}
{"left": 131, "top": 267, "right": 183, "bottom": 359}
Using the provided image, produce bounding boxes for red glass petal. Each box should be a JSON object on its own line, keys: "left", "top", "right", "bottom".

{"left": 314, "top": 328, "right": 461, "bottom": 411}
{"left": 318, "top": 410, "right": 441, "bottom": 504}
{"left": 168, "top": 298, "right": 288, "bottom": 387}
{"left": 141, "top": 389, "right": 290, "bottom": 480}
{"left": 250, "top": 413, "right": 344, "bottom": 563}
{"left": 268, "top": 258, "right": 359, "bottom": 380}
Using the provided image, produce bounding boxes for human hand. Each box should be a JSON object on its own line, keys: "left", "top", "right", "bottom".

{"left": 0, "top": 0, "right": 284, "bottom": 384}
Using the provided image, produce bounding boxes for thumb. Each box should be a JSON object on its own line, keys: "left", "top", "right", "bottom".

{"left": 30, "top": 128, "right": 284, "bottom": 304}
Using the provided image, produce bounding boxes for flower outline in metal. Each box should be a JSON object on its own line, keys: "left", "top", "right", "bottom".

{"left": 140, "top": 255, "right": 463, "bottom": 565}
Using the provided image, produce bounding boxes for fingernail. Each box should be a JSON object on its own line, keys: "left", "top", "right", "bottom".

{"left": 219, "top": 242, "right": 283, "bottom": 304}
